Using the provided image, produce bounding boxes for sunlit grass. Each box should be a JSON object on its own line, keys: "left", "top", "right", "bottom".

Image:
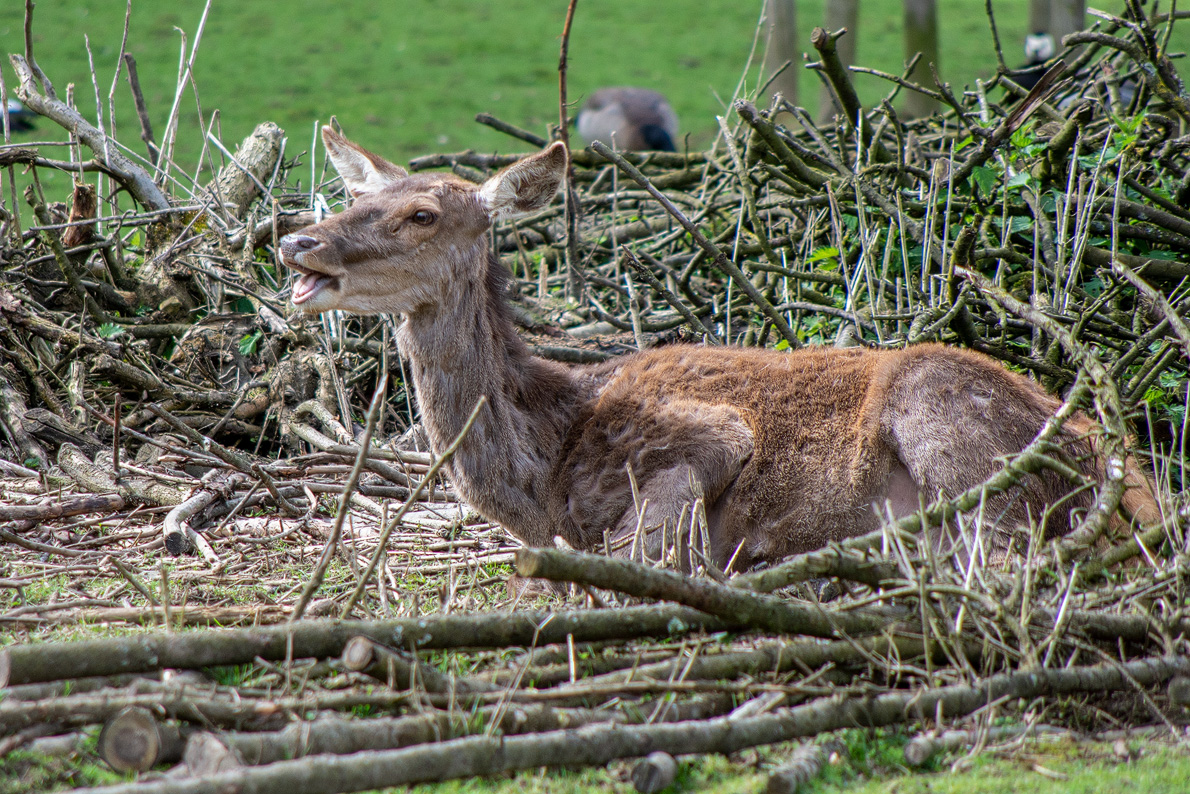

{"left": 4, "top": 0, "right": 1158, "bottom": 199}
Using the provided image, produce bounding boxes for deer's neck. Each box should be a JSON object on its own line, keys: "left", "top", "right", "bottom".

{"left": 396, "top": 250, "right": 580, "bottom": 544}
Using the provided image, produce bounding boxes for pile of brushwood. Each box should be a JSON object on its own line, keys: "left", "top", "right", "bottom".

{"left": 2, "top": 4, "right": 1190, "bottom": 793}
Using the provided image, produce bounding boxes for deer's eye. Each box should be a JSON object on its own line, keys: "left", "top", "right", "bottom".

{"left": 411, "top": 210, "right": 436, "bottom": 226}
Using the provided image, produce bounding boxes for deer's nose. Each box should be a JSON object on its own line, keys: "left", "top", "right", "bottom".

{"left": 282, "top": 234, "right": 322, "bottom": 252}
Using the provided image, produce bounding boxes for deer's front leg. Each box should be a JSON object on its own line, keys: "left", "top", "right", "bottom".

{"left": 607, "top": 404, "right": 754, "bottom": 568}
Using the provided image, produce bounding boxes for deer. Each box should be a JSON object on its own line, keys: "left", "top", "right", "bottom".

{"left": 279, "top": 128, "right": 1159, "bottom": 572}
{"left": 576, "top": 87, "right": 678, "bottom": 152}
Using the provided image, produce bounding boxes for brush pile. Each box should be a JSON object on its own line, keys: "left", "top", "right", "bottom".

{"left": 0, "top": 2, "right": 1189, "bottom": 792}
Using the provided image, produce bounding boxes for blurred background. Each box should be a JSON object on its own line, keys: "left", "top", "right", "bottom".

{"left": 0, "top": 0, "right": 1106, "bottom": 175}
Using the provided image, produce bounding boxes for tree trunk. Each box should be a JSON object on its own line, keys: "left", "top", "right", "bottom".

{"left": 903, "top": 0, "right": 939, "bottom": 117}
{"left": 762, "top": 0, "right": 799, "bottom": 108}
{"left": 818, "top": 1, "right": 860, "bottom": 124}
{"left": 1051, "top": 0, "right": 1086, "bottom": 47}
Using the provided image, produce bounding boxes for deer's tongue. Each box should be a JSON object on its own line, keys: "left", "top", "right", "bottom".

{"left": 292, "top": 272, "right": 332, "bottom": 304}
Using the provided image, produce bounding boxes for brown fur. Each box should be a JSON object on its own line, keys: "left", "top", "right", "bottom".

{"left": 280, "top": 129, "right": 1160, "bottom": 569}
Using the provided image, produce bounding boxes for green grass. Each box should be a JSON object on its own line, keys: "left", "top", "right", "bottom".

{"left": 3, "top": 736, "right": 1186, "bottom": 794}
{"left": 5, "top": 0, "right": 1169, "bottom": 196}
{"left": 373, "top": 737, "right": 1190, "bottom": 794}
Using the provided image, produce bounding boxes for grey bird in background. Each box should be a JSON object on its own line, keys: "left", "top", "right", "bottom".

{"left": 1011, "top": 32, "right": 1056, "bottom": 91}
{"left": 4, "top": 99, "right": 36, "bottom": 133}
{"left": 576, "top": 87, "right": 678, "bottom": 152}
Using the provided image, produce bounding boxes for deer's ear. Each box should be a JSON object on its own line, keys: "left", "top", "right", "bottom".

{"left": 322, "top": 126, "right": 408, "bottom": 197}
{"left": 479, "top": 141, "right": 567, "bottom": 222}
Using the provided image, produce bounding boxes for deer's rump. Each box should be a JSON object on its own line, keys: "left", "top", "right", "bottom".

{"left": 549, "top": 342, "right": 1111, "bottom": 565}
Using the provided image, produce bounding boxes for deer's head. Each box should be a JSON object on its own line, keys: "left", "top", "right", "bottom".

{"left": 280, "top": 127, "right": 567, "bottom": 315}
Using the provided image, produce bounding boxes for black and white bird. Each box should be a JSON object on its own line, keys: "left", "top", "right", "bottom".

{"left": 576, "top": 87, "right": 678, "bottom": 152}
{"left": 1010, "top": 32, "right": 1056, "bottom": 91}
{"left": 4, "top": 99, "right": 36, "bottom": 133}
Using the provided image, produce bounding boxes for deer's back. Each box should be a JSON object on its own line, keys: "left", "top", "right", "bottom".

{"left": 553, "top": 342, "right": 1088, "bottom": 562}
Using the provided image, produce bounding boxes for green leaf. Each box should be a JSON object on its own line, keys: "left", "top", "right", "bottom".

{"left": 774, "top": 339, "right": 790, "bottom": 351}
{"left": 1005, "top": 172, "right": 1032, "bottom": 190}
{"left": 1158, "top": 369, "right": 1182, "bottom": 390}
{"left": 807, "top": 246, "right": 839, "bottom": 263}
{"left": 969, "top": 165, "right": 999, "bottom": 197}
{"left": 97, "top": 323, "right": 125, "bottom": 339}
{"left": 238, "top": 330, "right": 264, "bottom": 356}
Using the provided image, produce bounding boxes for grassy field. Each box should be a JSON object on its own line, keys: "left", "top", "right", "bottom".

{"left": 0, "top": 0, "right": 1121, "bottom": 188}
{"left": 4, "top": 725, "right": 1188, "bottom": 793}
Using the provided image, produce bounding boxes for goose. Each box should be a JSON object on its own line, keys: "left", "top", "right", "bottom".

{"left": 4, "top": 99, "right": 35, "bottom": 133}
{"left": 576, "top": 87, "right": 678, "bottom": 152}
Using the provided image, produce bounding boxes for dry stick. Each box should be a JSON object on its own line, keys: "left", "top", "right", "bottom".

{"left": 808, "top": 25, "right": 887, "bottom": 167}
{"left": 632, "top": 751, "right": 677, "bottom": 794}
{"left": 766, "top": 742, "right": 829, "bottom": 794}
{"left": 25, "top": 189, "right": 110, "bottom": 325}
{"left": 109, "top": 557, "right": 156, "bottom": 607}
{"left": 1111, "top": 260, "right": 1190, "bottom": 360}
{"left": 0, "top": 494, "right": 125, "bottom": 524}
{"left": 1066, "top": 31, "right": 1190, "bottom": 122}
{"left": 958, "top": 268, "right": 1130, "bottom": 556}
{"left": 557, "top": 0, "right": 583, "bottom": 301}
{"left": 0, "top": 605, "right": 729, "bottom": 687}
{"left": 21, "top": 0, "right": 54, "bottom": 99}
{"left": 8, "top": 55, "right": 168, "bottom": 211}
{"left": 0, "top": 324, "right": 67, "bottom": 419}
{"left": 903, "top": 724, "right": 1066, "bottom": 767}
{"left": 591, "top": 140, "right": 800, "bottom": 348}
{"left": 291, "top": 372, "right": 388, "bottom": 621}
{"left": 0, "top": 71, "right": 22, "bottom": 240}
{"left": 63, "top": 656, "right": 1190, "bottom": 794}
{"left": 408, "top": 148, "right": 702, "bottom": 174}
{"left": 732, "top": 101, "right": 832, "bottom": 189}
{"left": 339, "top": 395, "right": 487, "bottom": 618}
{"left": 1082, "top": 245, "right": 1190, "bottom": 282}
{"left": 286, "top": 420, "right": 426, "bottom": 490}
{"left": 515, "top": 548, "right": 900, "bottom": 639}
{"left": 474, "top": 113, "right": 547, "bottom": 148}
{"left": 249, "top": 464, "right": 303, "bottom": 517}
{"left": 586, "top": 633, "right": 971, "bottom": 688}
{"left": 156, "top": 0, "right": 212, "bottom": 183}
{"left": 621, "top": 249, "right": 720, "bottom": 342}
{"left": 111, "top": 393, "right": 121, "bottom": 477}
{"left": 715, "top": 115, "right": 793, "bottom": 341}
{"left": 0, "top": 528, "right": 88, "bottom": 558}
{"left": 0, "top": 687, "right": 293, "bottom": 738}
{"left": 949, "top": 61, "right": 1067, "bottom": 187}
{"left": 4, "top": 605, "right": 287, "bottom": 628}
{"left": 187, "top": 704, "right": 619, "bottom": 770}
{"left": 341, "top": 636, "right": 495, "bottom": 694}
{"left": 162, "top": 488, "right": 221, "bottom": 562}
{"left": 121, "top": 54, "right": 159, "bottom": 166}
{"left": 850, "top": 58, "right": 943, "bottom": 106}
{"left": 97, "top": 706, "right": 188, "bottom": 774}
{"left": 146, "top": 404, "right": 254, "bottom": 473}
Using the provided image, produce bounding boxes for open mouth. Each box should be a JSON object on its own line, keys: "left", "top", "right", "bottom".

{"left": 291, "top": 271, "right": 338, "bottom": 305}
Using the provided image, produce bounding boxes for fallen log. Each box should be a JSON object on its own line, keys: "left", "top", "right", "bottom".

{"left": 62, "top": 656, "right": 1190, "bottom": 794}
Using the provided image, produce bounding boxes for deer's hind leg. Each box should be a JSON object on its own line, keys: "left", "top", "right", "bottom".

{"left": 881, "top": 353, "right": 1093, "bottom": 557}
